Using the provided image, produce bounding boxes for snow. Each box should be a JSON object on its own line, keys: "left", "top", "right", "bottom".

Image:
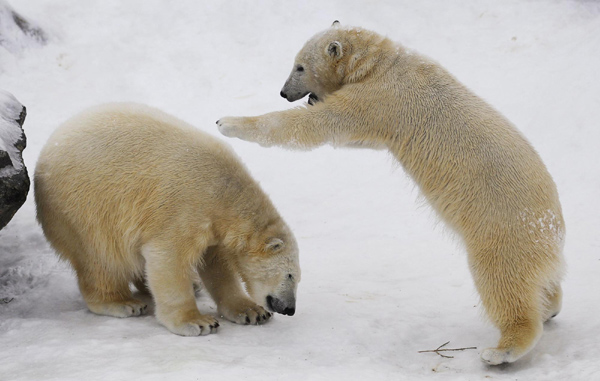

{"left": 0, "top": 0, "right": 46, "bottom": 55}
{"left": 1, "top": 0, "right": 599, "bottom": 380}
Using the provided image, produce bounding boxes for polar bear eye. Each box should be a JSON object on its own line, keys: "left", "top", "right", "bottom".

{"left": 296, "top": 65, "right": 304, "bottom": 72}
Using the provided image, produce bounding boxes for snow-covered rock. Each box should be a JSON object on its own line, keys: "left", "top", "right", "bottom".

{"left": 0, "top": 0, "right": 46, "bottom": 54}
{"left": 0, "top": 89, "right": 28, "bottom": 230}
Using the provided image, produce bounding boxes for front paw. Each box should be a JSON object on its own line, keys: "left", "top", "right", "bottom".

{"left": 160, "top": 310, "right": 219, "bottom": 336}
{"left": 216, "top": 116, "right": 254, "bottom": 140}
{"left": 219, "top": 300, "right": 272, "bottom": 325}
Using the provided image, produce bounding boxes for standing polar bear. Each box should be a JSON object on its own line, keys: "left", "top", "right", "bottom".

{"left": 35, "top": 103, "right": 300, "bottom": 336}
{"left": 218, "top": 23, "right": 565, "bottom": 364}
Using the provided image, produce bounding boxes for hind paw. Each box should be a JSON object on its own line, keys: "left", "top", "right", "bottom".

{"left": 87, "top": 299, "right": 148, "bottom": 318}
{"left": 481, "top": 348, "right": 518, "bottom": 365}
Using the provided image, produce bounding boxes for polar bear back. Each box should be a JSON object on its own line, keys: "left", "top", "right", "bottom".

{"left": 35, "top": 103, "right": 259, "bottom": 256}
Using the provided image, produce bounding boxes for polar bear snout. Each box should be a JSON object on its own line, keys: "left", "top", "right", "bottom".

{"left": 265, "top": 272, "right": 297, "bottom": 316}
{"left": 280, "top": 72, "right": 311, "bottom": 103}
{"left": 280, "top": 88, "right": 308, "bottom": 103}
{"left": 280, "top": 83, "right": 318, "bottom": 104}
{"left": 267, "top": 295, "right": 296, "bottom": 316}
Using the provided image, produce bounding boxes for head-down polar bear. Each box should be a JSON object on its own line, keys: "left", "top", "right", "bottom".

{"left": 35, "top": 103, "right": 300, "bottom": 336}
{"left": 217, "top": 22, "right": 565, "bottom": 365}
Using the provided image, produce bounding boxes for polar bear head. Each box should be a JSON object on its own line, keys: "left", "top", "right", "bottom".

{"left": 280, "top": 21, "right": 383, "bottom": 105}
{"left": 235, "top": 221, "right": 301, "bottom": 316}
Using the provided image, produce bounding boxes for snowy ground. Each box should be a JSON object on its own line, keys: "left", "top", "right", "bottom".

{"left": 1, "top": 1, "right": 599, "bottom": 380}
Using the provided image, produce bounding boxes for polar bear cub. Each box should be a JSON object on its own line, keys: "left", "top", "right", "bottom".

{"left": 35, "top": 103, "right": 300, "bottom": 336}
{"left": 217, "top": 22, "right": 565, "bottom": 364}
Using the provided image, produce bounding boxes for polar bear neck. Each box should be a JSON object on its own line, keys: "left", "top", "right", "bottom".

{"left": 215, "top": 183, "right": 283, "bottom": 252}
{"left": 340, "top": 31, "right": 398, "bottom": 84}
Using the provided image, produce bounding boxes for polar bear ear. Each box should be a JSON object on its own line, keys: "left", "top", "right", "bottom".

{"left": 327, "top": 41, "right": 343, "bottom": 59}
{"left": 331, "top": 20, "right": 341, "bottom": 28}
{"left": 266, "top": 238, "right": 285, "bottom": 252}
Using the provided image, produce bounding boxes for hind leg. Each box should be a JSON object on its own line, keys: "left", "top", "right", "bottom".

{"left": 41, "top": 216, "right": 147, "bottom": 318}
{"left": 73, "top": 256, "right": 147, "bottom": 318}
{"left": 471, "top": 253, "right": 544, "bottom": 365}
{"left": 543, "top": 283, "right": 562, "bottom": 322}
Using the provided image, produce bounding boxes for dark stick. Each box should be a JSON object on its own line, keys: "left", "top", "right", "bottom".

{"left": 418, "top": 341, "right": 478, "bottom": 359}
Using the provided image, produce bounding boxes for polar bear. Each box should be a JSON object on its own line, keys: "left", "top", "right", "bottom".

{"left": 35, "top": 103, "right": 300, "bottom": 336}
{"left": 217, "top": 22, "right": 565, "bottom": 364}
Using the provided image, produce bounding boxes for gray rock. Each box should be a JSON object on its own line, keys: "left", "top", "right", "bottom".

{"left": 0, "top": 90, "right": 29, "bottom": 230}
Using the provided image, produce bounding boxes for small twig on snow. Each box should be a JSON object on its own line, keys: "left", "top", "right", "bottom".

{"left": 418, "top": 341, "right": 477, "bottom": 359}
{"left": 1, "top": 297, "right": 15, "bottom": 304}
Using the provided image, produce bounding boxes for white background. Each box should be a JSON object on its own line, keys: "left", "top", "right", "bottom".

{"left": 1, "top": 1, "right": 599, "bottom": 379}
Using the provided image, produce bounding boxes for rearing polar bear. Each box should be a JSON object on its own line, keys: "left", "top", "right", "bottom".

{"left": 217, "top": 22, "right": 565, "bottom": 365}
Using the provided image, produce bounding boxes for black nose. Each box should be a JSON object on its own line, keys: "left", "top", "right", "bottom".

{"left": 280, "top": 91, "right": 287, "bottom": 99}
{"left": 267, "top": 295, "right": 296, "bottom": 316}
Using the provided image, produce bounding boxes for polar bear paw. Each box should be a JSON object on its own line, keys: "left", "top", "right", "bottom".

{"left": 480, "top": 348, "right": 518, "bottom": 365}
{"left": 217, "top": 116, "right": 254, "bottom": 139}
{"left": 163, "top": 312, "right": 220, "bottom": 336}
{"left": 87, "top": 299, "right": 148, "bottom": 318}
{"left": 219, "top": 299, "right": 272, "bottom": 325}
